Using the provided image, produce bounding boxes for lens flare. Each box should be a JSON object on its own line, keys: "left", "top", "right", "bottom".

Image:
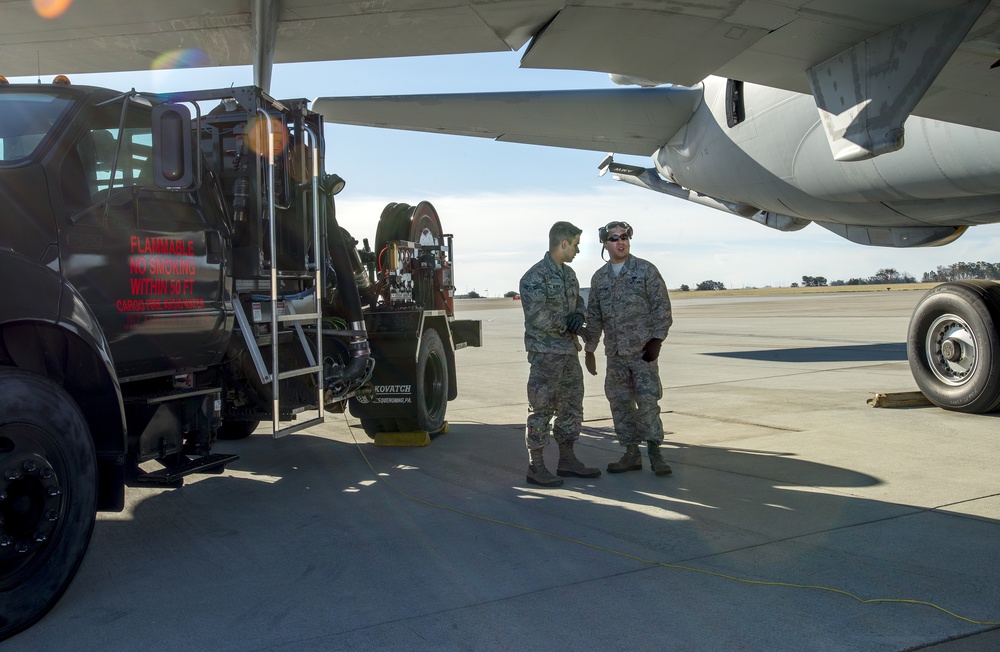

{"left": 33, "top": 0, "right": 72, "bottom": 19}
{"left": 245, "top": 116, "right": 289, "bottom": 157}
{"left": 151, "top": 49, "right": 208, "bottom": 70}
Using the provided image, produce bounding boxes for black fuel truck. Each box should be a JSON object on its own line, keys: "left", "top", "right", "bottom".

{"left": 0, "top": 80, "right": 481, "bottom": 638}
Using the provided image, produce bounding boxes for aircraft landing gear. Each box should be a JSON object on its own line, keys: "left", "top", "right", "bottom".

{"left": 907, "top": 280, "right": 1000, "bottom": 413}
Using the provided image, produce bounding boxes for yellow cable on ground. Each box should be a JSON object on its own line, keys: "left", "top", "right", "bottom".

{"left": 346, "top": 419, "right": 999, "bottom": 627}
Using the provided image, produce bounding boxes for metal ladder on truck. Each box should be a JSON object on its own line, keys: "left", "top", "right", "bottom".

{"left": 232, "top": 111, "right": 325, "bottom": 438}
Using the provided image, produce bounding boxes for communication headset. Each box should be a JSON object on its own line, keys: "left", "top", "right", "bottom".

{"left": 598, "top": 221, "right": 634, "bottom": 242}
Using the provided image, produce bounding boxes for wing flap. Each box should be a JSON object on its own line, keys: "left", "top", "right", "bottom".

{"left": 272, "top": 5, "right": 512, "bottom": 64}
{"left": 521, "top": 6, "right": 769, "bottom": 87}
{"left": 313, "top": 87, "right": 703, "bottom": 157}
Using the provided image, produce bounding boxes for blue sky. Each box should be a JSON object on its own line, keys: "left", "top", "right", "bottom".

{"left": 13, "top": 52, "right": 1000, "bottom": 294}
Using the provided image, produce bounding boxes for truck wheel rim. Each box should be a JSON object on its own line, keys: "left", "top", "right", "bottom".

{"left": 0, "top": 425, "right": 65, "bottom": 587}
{"left": 925, "top": 313, "right": 978, "bottom": 387}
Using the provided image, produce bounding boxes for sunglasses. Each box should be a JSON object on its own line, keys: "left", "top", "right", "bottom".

{"left": 606, "top": 234, "right": 630, "bottom": 242}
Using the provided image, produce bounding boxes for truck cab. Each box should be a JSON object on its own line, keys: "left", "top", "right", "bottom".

{"left": 0, "top": 80, "right": 480, "bottom": 639}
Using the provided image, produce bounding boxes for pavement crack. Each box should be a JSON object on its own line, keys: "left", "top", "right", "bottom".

{"left": 668, "top": 410, "right": 802, "bottom": 432}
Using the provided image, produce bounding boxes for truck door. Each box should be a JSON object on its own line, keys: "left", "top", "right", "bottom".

{"left": 57, "top": 98, "right": 232, "bottom": 380}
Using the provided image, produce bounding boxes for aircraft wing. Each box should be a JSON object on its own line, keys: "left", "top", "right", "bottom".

{"left": 3, "top": 1, "right": 998, "bottom": 132}
{"left": 1, "top": 0, "right": 560, "bottom": 90}
{"left": 312, "top": 87, "right": 702, "bottom": 156}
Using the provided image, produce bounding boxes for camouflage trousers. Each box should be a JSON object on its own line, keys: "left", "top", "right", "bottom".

{"left": 525, "top": 352, "right": 584, "bottom": 451}
{"left": 605, "top": 354, "right": 664, "bottom": 445}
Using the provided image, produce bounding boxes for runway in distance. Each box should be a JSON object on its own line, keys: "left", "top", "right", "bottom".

{"left": 3, "top": 0, "right": 1000, "bottom": 413}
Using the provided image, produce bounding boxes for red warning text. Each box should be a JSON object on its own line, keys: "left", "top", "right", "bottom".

{"left": 130, "top": 236, "right": 195, "bottom": 256}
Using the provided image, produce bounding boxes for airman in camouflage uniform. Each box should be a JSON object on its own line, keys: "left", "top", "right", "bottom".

{"left": 520, "top": 221, "right": 601, "bottom": 487}
{"left": 584, "top": 221, "right": 674, "bottom": 476}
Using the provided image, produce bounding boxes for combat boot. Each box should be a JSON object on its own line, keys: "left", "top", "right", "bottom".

{"left": 647, "top": 441, "right": 673, "bottom": 476}
{"left": 607, "top": 444, "right": 642, "bottom": 473}
{"left": 556, "top": 441, "right": 602, "bottom": 478}
{"left": 526, "top": 448, "right": 564, "bottom": 487}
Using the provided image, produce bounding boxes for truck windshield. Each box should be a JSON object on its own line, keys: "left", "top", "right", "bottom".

{"left": 0, "top": 91, "right": 76, "bottom": 163}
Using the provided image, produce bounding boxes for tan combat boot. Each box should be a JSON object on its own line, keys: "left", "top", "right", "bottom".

{"left": 526, "top": 448, "right": 564, "bottom": 487}
{"left": 556, "top": 441, "right": 602, "bottom": 478}
{"left": 607, "top": 444, "right": 642, "bottom": 473}
{"left": 647, "top": 441, "right": 673, "bottom": 476}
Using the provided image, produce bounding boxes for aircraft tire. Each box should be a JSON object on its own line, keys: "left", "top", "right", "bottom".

{"left": 907, "top": 281, "right": 1000, "bottom": 413}
{"left": 0, "top": 369, "right": 97, "bottom": 641}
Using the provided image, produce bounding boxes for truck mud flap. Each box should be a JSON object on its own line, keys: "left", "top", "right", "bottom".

{"left": 349, "top": 332, "right": 419, "bottom": 419}
{"left": 449, "top": 319, "right": 482, "bottom": 348}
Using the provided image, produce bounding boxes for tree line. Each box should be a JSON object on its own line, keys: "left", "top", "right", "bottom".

{"left": 681, "top": 261, "right": 1000, "bottom": 291}
{"left": 921, "top": 261, "right": 1000, "bottom": 282}
{"left": 826, "top": 268, "right": 917, "bottom": 286}
{"left": 494, "top": 261, "right": 1000, "bottom": 295}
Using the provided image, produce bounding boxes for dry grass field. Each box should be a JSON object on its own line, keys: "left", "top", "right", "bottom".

{"left": 455, "top": 283, "right": 942, "bottom": 309}
{"left": 669, "top": 282, "right": 939, "bottom": 298}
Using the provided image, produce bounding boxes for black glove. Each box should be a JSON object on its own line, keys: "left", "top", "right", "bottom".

{"left": 585, "top": 351, "right": 598, "bottom": 376}
{"left": 642, "top": 337, "right": 663, "bottom": 362}
{"left": 566, "top": 312, "right": 584, "bottom": 334}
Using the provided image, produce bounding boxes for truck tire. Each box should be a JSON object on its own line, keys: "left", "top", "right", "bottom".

{"left": 0, "top": 369, "right": 97, "bottom": 640}
{"left": 398, "top": 328, "right": 449, "bottom": 433}
{"left": 907, "top": 281, "right": 1000, "bottom": 413}
{"left": 359, "top": 418, "right": 392, "bottom": 437}
{"left": 217, "top": 420, "right": 260, "bottom": 440}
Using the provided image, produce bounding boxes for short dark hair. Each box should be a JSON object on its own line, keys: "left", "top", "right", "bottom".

{"left": 549, "top": 221, "right": 582, "bottom": 249}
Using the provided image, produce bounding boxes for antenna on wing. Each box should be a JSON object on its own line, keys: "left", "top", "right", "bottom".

{"left": 37, "top": 51, "right": 40, "bottom": 84}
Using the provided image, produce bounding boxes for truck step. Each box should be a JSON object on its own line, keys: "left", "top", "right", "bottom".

{"left": 135, "top": 453, "right": 240, "bottom": 485}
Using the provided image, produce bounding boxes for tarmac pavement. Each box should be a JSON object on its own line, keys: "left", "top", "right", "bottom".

{"left": 5, "top": 289, "right": 999, "bottom": 651}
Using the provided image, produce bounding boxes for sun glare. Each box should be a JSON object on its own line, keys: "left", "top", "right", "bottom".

{"left": 151, "top": 49, "right": 208, "bottom": 70}
{"left": 33, "top": 0, "right": 72, "bottom": 19}
{"left": 246, "top": 115, "right": 289, "bottom": 157}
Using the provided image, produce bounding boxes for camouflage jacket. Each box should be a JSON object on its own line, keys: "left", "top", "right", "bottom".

{"left": 520, "top": 252, "right": 586, "bottom": 354}
{"left": 585, "top": 254, "right": 672, "bottom": 356}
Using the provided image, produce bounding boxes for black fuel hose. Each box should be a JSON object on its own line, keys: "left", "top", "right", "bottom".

{"left": 322, "top": 183, "right": 371, "bottom": 382}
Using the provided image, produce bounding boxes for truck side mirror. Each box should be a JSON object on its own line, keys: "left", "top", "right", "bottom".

{"left": 152, "top": 103, "right": 194, "bottom": 189}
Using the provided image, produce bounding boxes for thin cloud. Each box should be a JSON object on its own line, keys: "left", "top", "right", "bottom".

{"left": 337, "top": 190, "right": 1000, "bottom": 294}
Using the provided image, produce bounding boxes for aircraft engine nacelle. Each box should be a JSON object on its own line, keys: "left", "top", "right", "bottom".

{"left": 656, "top": 77, "right": 1000, "bottom": 234}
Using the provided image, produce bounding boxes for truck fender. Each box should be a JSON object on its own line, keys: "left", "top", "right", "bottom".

{"left": 0, "top": 250, "right": 127, "bottom": 510}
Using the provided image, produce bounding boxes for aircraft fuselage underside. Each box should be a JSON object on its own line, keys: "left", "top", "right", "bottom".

{"left": 654, "top": 78, "right": 1000, "bottom": 241}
